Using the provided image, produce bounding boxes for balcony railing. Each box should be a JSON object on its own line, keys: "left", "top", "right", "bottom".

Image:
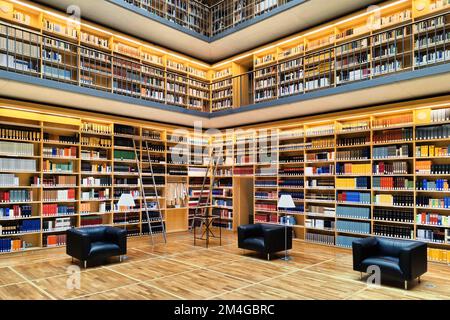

{"left": 120, "top": 0, "right": 294, "bottom": 37}
{"left": 0, "top": 12, "right": 450, "bottom": 114}
{"left": 211, "top": 11, "right": 450, "bottom": 111}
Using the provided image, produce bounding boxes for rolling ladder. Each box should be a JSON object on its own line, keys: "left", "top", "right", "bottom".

{"left": 190, "top": 149, "right": 222, "bottom": 247}
{"left": 133, "top": 139, "right": 167, "bottom": 245}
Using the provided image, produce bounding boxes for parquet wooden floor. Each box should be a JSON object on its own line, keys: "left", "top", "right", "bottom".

{"left": 0, "top": 232, "right": 448, "bottom": 300}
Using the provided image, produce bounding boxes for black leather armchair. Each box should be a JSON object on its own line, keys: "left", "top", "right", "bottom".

{"left": 352, "top": 237, "right": 427, "bottom": 289}
{"left": 66, "top": 226, "right": 127, "bottom": 268}
{"left": 238, "top": 224, "right": 292, "bottom": 260}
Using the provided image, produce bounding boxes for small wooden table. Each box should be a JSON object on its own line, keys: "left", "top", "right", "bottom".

{"left": 193, "top": 214, "right": 222, "bottom": 248}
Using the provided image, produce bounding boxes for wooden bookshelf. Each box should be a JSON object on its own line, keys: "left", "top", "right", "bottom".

{"left": 0, "top": 101, "right": 240, "bottom": 253}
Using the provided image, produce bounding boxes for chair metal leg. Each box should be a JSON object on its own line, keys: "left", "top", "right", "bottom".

{"left": 267, "top": 253, "right": 270, "bottom": 261}
{"left": 404, "top": 281, "right": 408, "bottom": 290}
{"left": 83, "top": 261, "right": 87, "bottom": 269}
{"left": 119, "top": 255, "right": 123, "bottom": 262}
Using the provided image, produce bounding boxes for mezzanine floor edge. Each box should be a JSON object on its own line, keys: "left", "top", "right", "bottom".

{"left": 0, "top": 231, "right": 448, "bottom": 300}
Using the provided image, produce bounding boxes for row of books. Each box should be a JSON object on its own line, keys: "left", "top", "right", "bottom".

{"left": 336, "top": 163, "right": 371, "bottom": 175}
{"left": 0, "top": 205, "right": 32, "bottom": 219}
{"left": 43, "top": 146, "right": 77, "bottom": 158}
{"left": 416, "top": 196, "right": 450, "bottom": 208}
{"left": 336, "top": 235, "right": 359, "bottom": 248}
{"left": 373, "top": 161, "right": 408, "bottom": 175}
{"left": 417, "top": 229, "right": 448, "bottom": 243}
{"left": 0, "top": 141, "right": 34, "bottom": 156}
{"left": 416, "top": 179, "right": 449, "bottom": 191}
{"left": 336, "top": 206, "right": 370, "bottom": 219}
{"left": 43, "top": 217, "right": 72, "bottom": 232}
{"left": 81, "top": 137, "right": 112, "bottom": 147}
{"left": 374, "top": 194, "right": 414, "bottom": 206}
{"left": 0, "top": 220, "right": 40, "bottom": 234}
{"left": 0, "top": 174, "right": 19, "bottom": 187}
{"left": 373, "top": 177, "right": 414, "bottom": 190}
{"left": 305, "top": 165, "right": 334, "bottom": 175}
{"left": 417, "top": 212, "right": 450, "bottom": 227}
{"left": 279, "top": 179, "right": 303, "bottom": 188}
{"left": 44, "top": 234, "right": 67, "bottom": 247}
{"left": 416, "top": 163, "right": 450, "bottom": 174}
{"left": 306, "top": 151, "right": 334, "bottom": 162}
{"left": 336, "top": 177, "right": 369, "bottom": 189}
{"left": 416, "top": 124, "right": 450, "bottom": 140}
{"left": 255, "top": 213, "right": 278, "bottom": 223}
{"left": 80, "top": 215, "right": 103, "bottom": 226}
{"left": 81, "top": 163, "right": 112, "bottom": 173}
{"left": 306, "top": 178, "right": 334, "bottom": 189}
{"left": 338, "top": 119, "right": 368, "bottom": 133}
{"left": 81, "top": 189, "right": 110, "bottom": 200}
{"left": 279, "top": 168, "right": 304, "bottom": 176}
{"left": 0, "top": 158, "right": 36, "bottom": 171}
{"left": 431, "top": 107, "right": 450, "bottom": 123}
{"left": 337, "top": 191, "right": 370, "bottom": 204}
{"left": 43, "top": 189, "right": 76, "bottom": 201}
{"left": 42, "top": 204, "right": 76, "bottom": 216}
{"left": 373, "top": 208, "right": 414, "bottom": 223}
{"left": 416, "top": 145, "right": 450, "bottom": 157}
{"left": 0, "top": 239, "right": 31, "bottom": 252}
{"left": 306, "top": 232, "right": 335, "bottom": 245}
{"left": 307, "top": 205, "right": 334, "bottom": 216}
{"left": 0, "top": 127, "right": 40, "bottom": 141}
{"left": 337, "top": 136, "right": 369, "bottom": 146}
{"left": 335, "top": 149, "right": 369, "bottom": 161}
{"left": 428, "top": 248, "right": 450, "bottom": 264}
{"left": 305, "top": 138, "right": 334, "bottom": 149}
{"left": 373, "top": 145, "right": 410, "bottom": 158}
{"left": 81, "top": 122, "right": 112, "bottom": 134}
{"left": 43, "top": 176, "right": 76, "bottom": 186}
{"left": 0, "top": 190, "right": 33, "bottom": 202}
{"left": 373, "top": 128, "right": 413, "bottom": 143}
{"left": 373, "top": 113, "right": 412, "bottom": 128}
{"left": 82, "top": 177, "right": 111, "bottom": 186}
{"left": 43, "top": 161, "right": 74, "bottom": 172}
{"left": 255, "top": 203, "right": 277, "bottom": 212}
{"left": 336, "top": 220, "right": 370, "bottom": 234}
{"left": 305, "top": 219, "right": 334, "bottom": 230}
{"left": 374, "top": 224, "right": 413, "bottom": 239}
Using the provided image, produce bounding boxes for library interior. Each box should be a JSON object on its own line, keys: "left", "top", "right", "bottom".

{"left": 0, "top": 0, "right": 449, "bottom": 302}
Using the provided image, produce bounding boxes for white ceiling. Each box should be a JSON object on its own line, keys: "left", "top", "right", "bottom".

{"left": 1, "top": 72, "right": 449, "bottom": 129}
{"left": 33, "top": 0, "right": 381, "bottom": 62}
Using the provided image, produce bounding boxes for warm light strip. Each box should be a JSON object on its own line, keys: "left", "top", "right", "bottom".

{"left": 0, "top": 105, "right": 80, "bottom": 120}
{"left": 213, "top": 0, "right": 409, "bottom": 68}
{"left": 9, "top": 0, "right": 210, "bottom": 69}
{"left": 236, "top": 102, "right": 450, "bottom": 131}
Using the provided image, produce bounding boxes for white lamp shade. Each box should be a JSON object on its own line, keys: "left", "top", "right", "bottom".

{"left": 278, "top": 194, "right": 296, "bottom": 209}
{"left": 118, "top": 193, "right": 136, "bottom": 207}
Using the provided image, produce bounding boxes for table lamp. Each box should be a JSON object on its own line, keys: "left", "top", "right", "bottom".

{"left": 118, "top": 193, "right": 135, "bottom": 209}
{"left": 278, "top": 194, "right": 296, "bottom": 261}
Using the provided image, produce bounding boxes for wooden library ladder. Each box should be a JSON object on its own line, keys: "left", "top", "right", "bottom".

{"left": 190, "top": 150, "right": 222, "bottom": 248}
{"left": 133, "top": 139, "right": 167, "bottom": 245}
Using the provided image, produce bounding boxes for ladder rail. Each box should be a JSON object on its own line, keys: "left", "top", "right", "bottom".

{"left": 190, "top": 143, "right": 221, "bottom": 230}
{"left": 133, "top": 138, "right": 155, "bottom": 245}
{"left": 144, "top": 141, "right": 167, "bottom": 243}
